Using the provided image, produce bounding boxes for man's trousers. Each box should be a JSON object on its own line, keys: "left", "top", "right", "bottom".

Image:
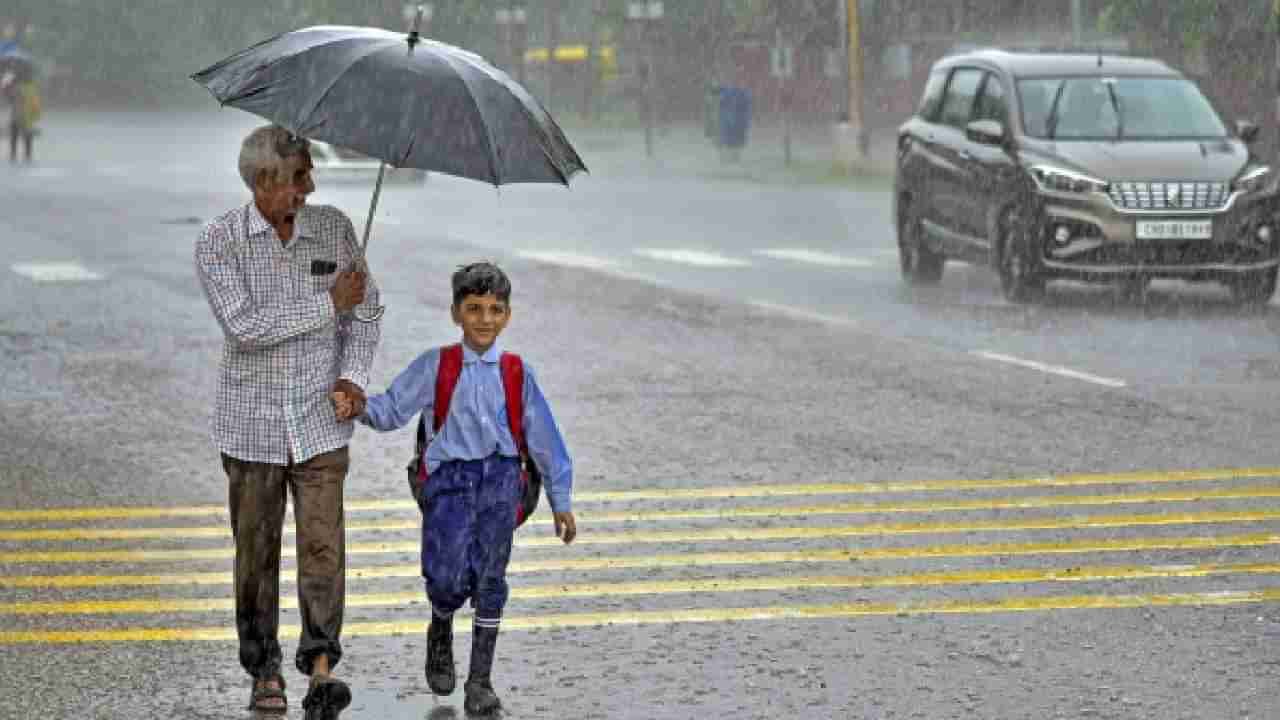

{"left": 222, "top": 446, "right": 348, "bottom": 679}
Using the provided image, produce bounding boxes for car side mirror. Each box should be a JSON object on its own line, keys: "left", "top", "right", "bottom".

{"left": 966, "top": 119, "right": 1006, "bottom": 146}
{"left": 1237, "top": 120, "right": 1260, "bottom": 144}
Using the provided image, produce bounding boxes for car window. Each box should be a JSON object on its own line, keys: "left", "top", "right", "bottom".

{"left": 1017, "top": 76, "right": 1228, "bottom": 140}
{"left": 972, "top": 73, "right": 1008, "bottom": 125}
{"left": 916, "top": 70, "right": 948, "bottom": 121}
{"left": 939, "top": 68, "right": 983, "bottom": 129}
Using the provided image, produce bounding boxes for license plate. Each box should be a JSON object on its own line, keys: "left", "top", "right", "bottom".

{"left": 1135, "top": 219, "right": 1212, "bottom": 240}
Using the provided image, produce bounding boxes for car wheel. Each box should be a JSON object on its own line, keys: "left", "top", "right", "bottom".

{"left": 999, "top": 208, "right": 1046, "bottom": 304}
{"left": 898, "top": 201, "right": 944, "bottom": 286}
{"left": 1227, "top": 267, "right": 1278, "bottom": 308}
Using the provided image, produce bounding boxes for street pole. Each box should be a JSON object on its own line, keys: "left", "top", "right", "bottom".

{"left": 847, "top": 0, "right": 866, "bottom": 157}
{"left": 838, "top": 0, "right": 849, "bottom": 122}
{"left": 1071, "top": 0, "right": 1083, "bottom": 47}
{"left": 585, "top": 0, "right": 604, "bottom": 121}
{"left": 645, "top": 21, "right": 654, "bottom": 158}
{"left": 514, "top": 8, "right": 528, "bottom": 87}
{"left": 629, "top": 2, "right": 662, "bottom": 158}
{"left": 546, "top": 0, "right": 561, "bottom": 115}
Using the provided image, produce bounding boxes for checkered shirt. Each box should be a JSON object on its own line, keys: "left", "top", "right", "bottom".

{"left": 195, "top": 202, "right": 381, "bottom": 464}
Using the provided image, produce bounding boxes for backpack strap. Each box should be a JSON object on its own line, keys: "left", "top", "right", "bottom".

{"left": 499, "top": 352, "right": 526, "bottom": 452}
{"left": 433, "top": 344, "right": 464, "bottom": 433}
{"left": 414, "top": 343, "right": 464, "bottom": 481}
{"left": 499, "top": 351, "right": 542, "bottom": 527}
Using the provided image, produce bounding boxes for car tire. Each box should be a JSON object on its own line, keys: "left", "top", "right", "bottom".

{"left": 1227, "top": 267, "right": 1278, "bottom": 307}
{"left": 999, "top": 208, "right": 1046, "bottom": 304}
{"left": 898, "top": 200, "right": 945, "bottom": 286}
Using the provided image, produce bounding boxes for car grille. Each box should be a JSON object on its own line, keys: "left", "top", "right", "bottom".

{"left": 1062, "top": 240, "right": 1271, "bottom": 267}
{"left": 1108, "top": 181, "right": 1230, "bottom": 211}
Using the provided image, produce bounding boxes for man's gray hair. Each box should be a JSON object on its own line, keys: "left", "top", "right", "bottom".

{"left": 238, "top": 124, "right": 310, "bottom": 191}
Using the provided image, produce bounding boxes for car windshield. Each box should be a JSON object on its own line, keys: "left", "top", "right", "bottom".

{"left": 1017, "top": 76, "right": 1228, "bottom": 140}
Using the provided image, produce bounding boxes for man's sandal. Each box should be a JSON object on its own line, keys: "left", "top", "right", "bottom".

{"left": 302, "top": 675, "right": 351, "bottom": 720}
{"left": 248, "top": 675, "right": 288, "bottom": 713}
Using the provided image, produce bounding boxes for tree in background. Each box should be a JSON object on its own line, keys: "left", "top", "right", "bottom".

{"left": 1101, "top": 0, "right": 1278, "bottom": 158}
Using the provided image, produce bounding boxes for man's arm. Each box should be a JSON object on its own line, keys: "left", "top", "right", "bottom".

{"left": 195, "top": 221, "right": 336, "bottom": 349}
{"left": 359, "top": 348, "right": 439, "bottom": 432}
{"left": 336, "top": 214, "right": 381, "bottom": 389}
{"left": 521, "top": 362, "right": 573, "bottom": 514}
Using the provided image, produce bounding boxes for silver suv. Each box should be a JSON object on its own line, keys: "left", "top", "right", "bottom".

{"left": 894, "top": 49, "right": 1280, "bottom": 304}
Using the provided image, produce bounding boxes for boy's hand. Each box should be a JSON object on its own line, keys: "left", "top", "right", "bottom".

{"left": 553, "top": 511, "right": 576, "bottom": 544}
{"left": 332, "top": 379, "right": 366, "bottom": 421}
{"left": 331, "top": 391, "right": 354, "bottom": 421}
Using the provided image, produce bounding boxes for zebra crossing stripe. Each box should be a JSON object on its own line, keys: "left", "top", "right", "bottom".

{"left": 4, "top": 467, "right": 1278, "bottom": 522}
{"left": 4, "top": 588, "right": 1278, "bottom": 644}
{"left": 3, "top": 561, "right": 1278, "bottom": 616}
{"left": 3, "top": 509, "right": 1278, "bottom": 564}
{"left": 4, "top": 488, "right": 1278, "bottom": 542}
{"left": 4, "top": 531, "right": 1279, "bottom": 586}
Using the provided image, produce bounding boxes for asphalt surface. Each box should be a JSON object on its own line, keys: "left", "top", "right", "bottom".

{"left": 0, "top": 110, "right": 1279, "bottom": 719}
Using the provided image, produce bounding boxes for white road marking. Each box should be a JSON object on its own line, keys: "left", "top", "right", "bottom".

{"left": 516, "top": 250, "right": 618, "bottom": 271}
{"left": 971, "top": 351, "right": 1128, "bottom": 388}
{"left": 633, "top": 248, "right": 751, "bottom": 268}
{"left": 748, "top": 300, "right": 859, "bottom": 327}
{"left": 24, "top": 167, "right": 68, "bottom": 179}
{"left": 753, "top": 249, "right": 875, "bottom": 268}
{"left": 11, "top": 262, "right": 103, "bottom": 283}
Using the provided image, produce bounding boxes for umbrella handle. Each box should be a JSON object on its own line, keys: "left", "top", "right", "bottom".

{"left": 353, "top": 162, "right": 387, "bottom": 323}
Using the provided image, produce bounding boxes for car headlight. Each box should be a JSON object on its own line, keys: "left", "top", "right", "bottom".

{"left": 1233, "top": 165, "right": 1273, "bottom": 194}
{"left": 1028, "top": 165, "right": 1109, "bottom": 194}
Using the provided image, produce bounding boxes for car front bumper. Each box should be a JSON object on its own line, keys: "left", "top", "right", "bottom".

{"left": 1035, "top": 187, "right": 1280, "bottom": 280}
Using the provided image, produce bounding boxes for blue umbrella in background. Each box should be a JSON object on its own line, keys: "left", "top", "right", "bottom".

{"left": 0, "top": 44, "right": 36, "bottom": 82}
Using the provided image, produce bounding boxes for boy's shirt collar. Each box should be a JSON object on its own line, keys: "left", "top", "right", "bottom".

{"left": 461, "top": 341, "right": 502, "bottom": 365}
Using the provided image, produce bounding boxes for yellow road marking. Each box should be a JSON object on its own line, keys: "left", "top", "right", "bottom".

{"left": 5, "top": 561, "right": 1279, "bottom": 616}
{"left": 3, "top": 509, "right": 1278, "bottom": 563}
{"left": 3, "top": 466, "right": 1278, "bottom": 522}
{"left": 5, "top": 487, "right": 1280, "bottom": 542}
{"left": 5, "top": 531, "right": 1279, "bottom": 587}
{"left": 4, "top": 588, "right": 1279, "bottom": 643}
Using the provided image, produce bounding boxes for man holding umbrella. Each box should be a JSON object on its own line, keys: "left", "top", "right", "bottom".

{"left": 195, "top": 124, "right": 379, "bottom": 717}
{"left": 192, "top": 12, "right": 584, "bottom": 715}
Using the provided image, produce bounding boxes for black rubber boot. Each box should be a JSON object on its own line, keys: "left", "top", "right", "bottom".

{"left": 463, "top": 626, "right": 502, "bottom": 715}
{"left": 425, "top": 615, "right": 456, "bottom": 695}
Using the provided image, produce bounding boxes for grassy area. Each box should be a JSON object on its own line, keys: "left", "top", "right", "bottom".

{"left": 560, "top": 120, "right": 896, "bottom": 189}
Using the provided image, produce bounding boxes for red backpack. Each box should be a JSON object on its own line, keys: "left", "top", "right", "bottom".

{"left": 405, "top": 343, "right": 542, "bottom": 527}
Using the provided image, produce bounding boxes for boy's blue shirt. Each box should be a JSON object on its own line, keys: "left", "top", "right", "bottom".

{"left": 360, "top": 340, "right": 573, "bottom": 513}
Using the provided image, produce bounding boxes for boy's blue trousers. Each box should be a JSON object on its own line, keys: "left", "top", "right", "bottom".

{"left": 421, "top": 455, "right": 521, "bottom": 620}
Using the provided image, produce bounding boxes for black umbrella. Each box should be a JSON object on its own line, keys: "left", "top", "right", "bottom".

{"left": 191, "top": 8, "right": 587, "bottom": 320}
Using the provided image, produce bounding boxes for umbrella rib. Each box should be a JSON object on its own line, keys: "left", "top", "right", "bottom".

{"left": 447, "top": 51, "right": 582, "bottom": 184}
{"left": 296, "top": 40, "right": 398, "bottom": 137}
{"left": 433, "top": 51, "right": 503, "bottom": 186}
{"left": 454, "top": 50, "right": 585, "bottom": 182}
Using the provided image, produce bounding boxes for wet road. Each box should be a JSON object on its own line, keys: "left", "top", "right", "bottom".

{"left": 1, "top": 111, "right": 1280, "bottom": 719}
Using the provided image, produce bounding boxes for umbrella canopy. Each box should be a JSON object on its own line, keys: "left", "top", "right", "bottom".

{"left": 0, "top": 44, "right": 36, "bottom": 82}
{"left": 191, "top": 25, "right": 586, "bottom": 186}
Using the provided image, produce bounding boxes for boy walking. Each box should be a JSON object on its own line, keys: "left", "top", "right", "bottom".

{"left": 334, "top": 262, "right": 576, "bottom": 715}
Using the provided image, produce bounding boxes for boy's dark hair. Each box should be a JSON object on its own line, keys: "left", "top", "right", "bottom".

{"left": 451, "top": 262, "right": 512, "bottom": 305}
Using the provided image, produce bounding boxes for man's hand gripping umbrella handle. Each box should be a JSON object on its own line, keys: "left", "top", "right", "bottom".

{"left": 353, "top": 161, "right": 388, "bottom": 323}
